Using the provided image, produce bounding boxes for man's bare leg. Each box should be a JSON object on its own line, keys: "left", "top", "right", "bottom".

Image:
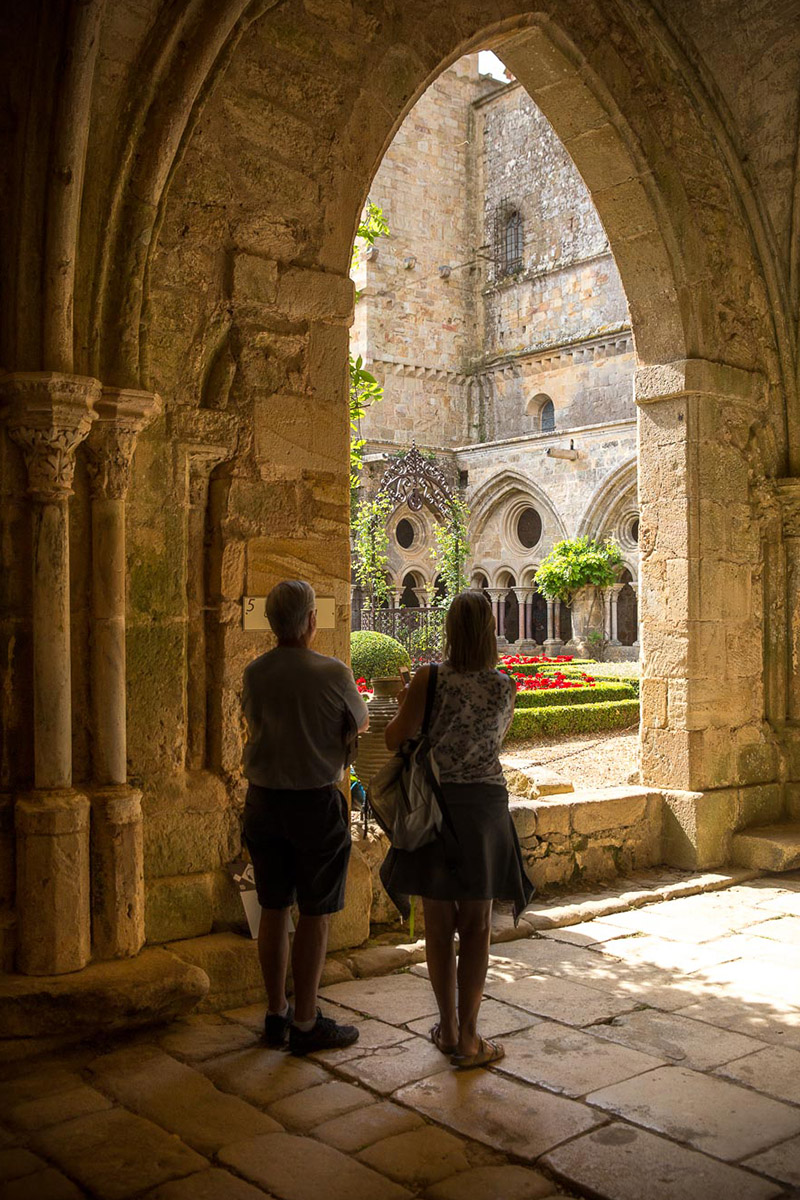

{"left": 258, "top": 907, "right": 291, "bottom": 1013}
{"left": 292, "top": 912, "right": 330, "bottom": 1024}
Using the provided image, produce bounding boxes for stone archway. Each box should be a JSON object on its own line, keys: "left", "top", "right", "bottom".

{"left": 1, "top": 0, "right": 796, "bottom": 979}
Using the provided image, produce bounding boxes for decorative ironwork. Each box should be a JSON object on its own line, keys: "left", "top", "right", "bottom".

{"left": 353, "top": 603, "right": 445, "bottom": 667}
{"left": 493, "top": 199, "right": 523, "bottom": 278}
{"left": 377, "top": 443, "right": 455, "bottom": 518}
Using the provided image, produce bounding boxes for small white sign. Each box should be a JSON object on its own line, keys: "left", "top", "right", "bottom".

{"left": 243, "top": 596, "right": 336, "bottom": 631}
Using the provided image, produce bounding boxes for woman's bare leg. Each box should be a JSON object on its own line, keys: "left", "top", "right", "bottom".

{"left": 455, "top": 899, "right": 493, "bottom": 1056}
{"left": 422, "top": 898, "right": 458, "bottom": 1048}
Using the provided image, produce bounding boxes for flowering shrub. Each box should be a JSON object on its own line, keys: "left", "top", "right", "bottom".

{"left": 515, "top": 671, "right": 596, "bottom": 692}
{"left": 355, "top": 677, "right": 373, "bottom": 696}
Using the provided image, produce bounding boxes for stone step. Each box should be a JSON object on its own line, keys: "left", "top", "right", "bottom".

{"left": 503, "top": 764, "right": 574, "bottom": 800}
{"left": 731, "top": 822, "right": 800, "bottom": 872}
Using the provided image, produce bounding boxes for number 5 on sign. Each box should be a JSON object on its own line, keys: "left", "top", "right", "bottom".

{"left": 242, "top": 596, "right": 336, "bottom": 631}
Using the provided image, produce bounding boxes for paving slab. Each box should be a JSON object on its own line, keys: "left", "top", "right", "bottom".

{"left": 0, "top": 1069, "right": 89, "bottom": 1118}
{"left": 312, "top": 1100, "right": 424, "bottom": 1152}
{"left": 334, "top": 1034, "right": 452, "bottom": 1094}
{"left": 756, "top": 891, "right": 800, "bottom": 916}
{"left": 675, "top": 996, "right": 800, "bottom": 1050}
{"left": 88, "top": 1043, "right": 281, "bottom": 1154}
{"left": 5, "top": 1083, "right": 112, "bottom": 1132}
{"left": 145, "top": 1168, "right": 268, "bottom": 1200}
{"left": 268, "top": 1079, "right": 373, "bottom": 1131}
{"left": 587, "top": 1064, "right": 800, "bottom": 1160}
{"left": 537, "top": 920, "right": 637, "bottom": 947}
{"left": 357, "top": 1126, "right": 471, "bottom": 1188}
{"left": 716, "top": 1043, "right": 800, "bottom": 1104}
{"left": 311, "top": 1017, "right": 414, "bottom": 1063}
{"left": 592, "top": 1008, "right": 765, "bottom": 1070}
{"left": 497, "top": 1022, "right": 665, "bottom": 1097}
{"left": 0, "top": 1146, "right": 48, "bottom": 1180}
{"left": 543, "top": 1122, "right": 781, "bottom": 1200}
{"left": 695, "top": 958, "right": 800, "bottom": 1008}
{"left": 407, "top": 999, "right": 539, "bottom": 1042}
{"left": 158, "top": 1017, "right": 258, "bottom": 1061}
{"left": 219, "top": 1131, "right": 411, "bottom": 1200}
{"left": 485, "top": 972, "right": 638, "bottom": 1025}
{"left": 747, "top": 914, "right": 800, "bottom": 942}
{"left": 1, "top": 1166, "right": 85, "bottom": 1200}
{"left": 395, "top": 1069, "right": 603, "bottom": 1161}
{"left": 29, "top": 1107, "right": 207, "bottom": 1200}
{"left": 743, "top": 1135, "right": 800, "bottom": 1188}
{"left": 201, "top": 1045, "right": 328, "bottom": 1106}
{"left": 319, "top": 974, "right": 439, "bottom": 1024}
{"left": 424, "top": 1163, "right": 558, "bottom": 1199}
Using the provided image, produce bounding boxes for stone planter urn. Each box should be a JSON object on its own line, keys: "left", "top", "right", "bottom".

{"left": 354, "top": 676, "right": 400, "bottom": 786}
{"left": 566, "top": 585, "right": 604, "bottom": 657}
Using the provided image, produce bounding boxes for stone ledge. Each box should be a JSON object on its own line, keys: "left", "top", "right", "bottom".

{"left": 0, "top": 948, "right": 208, "bottom": 1039}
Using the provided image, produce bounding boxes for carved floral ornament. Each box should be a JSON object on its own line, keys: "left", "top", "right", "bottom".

{"left": 1, "top": 373, "right": 101, "bottom": 501}
{"left": 85, "top": 391, "right": 161, "bottom": 501}
{"left": 377, "top": 443, "right": 455, "bottom": 518}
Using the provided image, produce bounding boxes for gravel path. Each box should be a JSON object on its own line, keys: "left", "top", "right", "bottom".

{"left": 501, "top": 727, "right": 640, "bottom": 790}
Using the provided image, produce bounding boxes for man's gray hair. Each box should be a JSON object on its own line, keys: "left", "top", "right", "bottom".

{"left": 266, "top": 580, "right": 316, "bottom": 641}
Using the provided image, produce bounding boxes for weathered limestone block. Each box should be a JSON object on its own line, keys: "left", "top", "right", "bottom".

{"left": 211, "top": 868, "right": 247, "bottom": 932}
{"left": 232, "top": 253, "right": 278, "bottom": 306}
{"left": 16, "top": 792, "right": 91, "bottom": 976}
{"left": 0, "top": 949, "right": 208, "bottom": 1038}
{"left": 166, "top": 932, "right": 263, "bottom": 1013}
{"left": 571, "top": 788, "right": 650, "bottom": 835}
{"left": 328, "top": 842, "right": 372, "bottom": 952}
{"left": 0, "top": 793, "right": 14, "bottom": 908}
{"left": 276, "top": 267, "right": 354, "bottom": 323}
{"left": 143, "top": 774, "right": 240, "bottom": 879}
{"left": 736, "top": 783, "right": 785, "bottom": 829}
{"left": 661, "top": 789, "right": 738, "bottom": 869}
{"left": 91, "top": 785, "right": 145, "bottom": 960}
{"left": 355, "top": 829, "right": 402, "bottom": 926}
{"left": 146, "top": 873, "right": 215, "bottom": 944}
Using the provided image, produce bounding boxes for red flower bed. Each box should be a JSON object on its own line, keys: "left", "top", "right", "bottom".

{"left": 515, "top": 671, "right": 595, "bottom": 692}
{"left": 356, "top": 677, "right": 372, "bottom": 696}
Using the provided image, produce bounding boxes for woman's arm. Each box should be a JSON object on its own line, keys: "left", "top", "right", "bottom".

{"left": 500, "top": 672, "right": 517, "bottom": 740}
{"left": 384, "top": 665, "right": 431, "bottom": 751}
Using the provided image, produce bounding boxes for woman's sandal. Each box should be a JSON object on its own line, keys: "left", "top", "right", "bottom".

{"left": 450, "top": 1037, "right": 505, "bottom": 1070}
{"left": 430, "top": 1024, "right": 458, "bottom": 1056}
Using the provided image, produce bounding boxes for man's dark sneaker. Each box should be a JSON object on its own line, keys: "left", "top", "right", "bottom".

{"left": 263, "top": 1004, "right": 294, "bottom": 1047}
{"left": 288, "top": 1010, "right": 360, "bottom": 1056}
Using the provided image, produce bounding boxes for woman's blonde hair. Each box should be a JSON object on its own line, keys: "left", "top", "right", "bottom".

{"left": 445, "top": 589, "right": 497, "bottom": 673}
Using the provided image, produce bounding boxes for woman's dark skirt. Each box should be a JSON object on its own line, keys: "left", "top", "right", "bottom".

{"left": 379, "top": 782, "right": 534, "bottom": 922}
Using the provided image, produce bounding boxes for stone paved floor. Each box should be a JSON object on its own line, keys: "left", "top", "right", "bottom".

{"left": 502, "top": 728, "right": 639, "bottom": 790}
{"left": 3, "top": 874, "right": 800, "bottom": 1200}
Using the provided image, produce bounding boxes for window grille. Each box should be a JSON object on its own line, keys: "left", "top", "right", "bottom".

{"left": 494, "top": 201, "right": 523, "bottom": 277}
{"left": 540, "top": 398, "right": 555, "bottom": 432}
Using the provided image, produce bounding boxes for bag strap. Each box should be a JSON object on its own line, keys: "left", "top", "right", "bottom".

{"left": 421, "top": 663, "right": 438, "bottom": 736}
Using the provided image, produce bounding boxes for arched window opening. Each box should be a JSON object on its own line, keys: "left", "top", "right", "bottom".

{"left": 396, "top": 517, "right": 415, "bottom": 549}
{"left": 433, "top": 574, "right": 447, "bottom": 604}
{"left": 496, "top": 206, "right": 523, "bottom": 276}
{"left": 401, "top": 572, "right": 419, "bottom": 607}
{"left": 540, "top": 398, "right": 555, "bottom": 432}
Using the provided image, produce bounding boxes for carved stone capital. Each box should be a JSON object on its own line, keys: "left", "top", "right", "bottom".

{"left": 85, "top": 388, "right": 161, "bottom": 500}
{"left": 167, "top": 408, "right": 239, "bottom": 505}
{"left": 1, "top": 372, "right": 100, "bottom": 500}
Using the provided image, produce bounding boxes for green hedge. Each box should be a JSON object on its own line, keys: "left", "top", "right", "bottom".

{"left": 505, "top": 698, "right": 640, "bottom": 741}
{"left": 351, "top": 631, "right": 410, "bottom": 681}
{"left": 514, "top": 681, "right": 637, "bottom": 708}
{"left": 501, "top": 659, "right": 596, "bottom": 679}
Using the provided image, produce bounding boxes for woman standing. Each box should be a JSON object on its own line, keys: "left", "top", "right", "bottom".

{"left": 381, "top": 589, "right": 534, "bottom": 1068}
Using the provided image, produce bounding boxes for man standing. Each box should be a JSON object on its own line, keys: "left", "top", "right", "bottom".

{"left": 242, "top": 580, "right": 369, "bottom": 1054}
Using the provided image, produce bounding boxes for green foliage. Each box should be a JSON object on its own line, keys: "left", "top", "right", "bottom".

{"left": 534, "top": 536, "right": 624, "bottom": 604}
{"left": 508, "top": 660, "right": 596, "bottom": 679}
{"left": 407, "top": 615, "right": 444, "bottom": 665}
{"left": 514, "top": 681, "right": 637, "bottom": 709}
{"left": 349, "top": 354, "right": 384, "bottom": 490}
{"left": 350, "top": 199, "right": 390, "bottom": 493}
{"left": 351, "top": 199, "right": 390, "bottom": 271}
{"left": 351, "top": 630, "right": 410, "bottom": 681}
{"left": 352, "top": 492, "right": 393, "bottom": 607}
{"left": 430, "top": 496, "right": 470, "bottom": 606}
{"left": 505, "top": 698, "right": 640, "bottom": 741}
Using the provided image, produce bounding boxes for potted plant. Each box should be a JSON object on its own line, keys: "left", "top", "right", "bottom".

{"left": 350, "top": 631, "right": 411, "bottom": 784}
{"left": 533, "top": 537, "right": 623, "bottom": 657}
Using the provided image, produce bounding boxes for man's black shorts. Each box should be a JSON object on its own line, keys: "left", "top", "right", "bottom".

{"left": 243, "top": 783, "right": 351, "bottom": 915}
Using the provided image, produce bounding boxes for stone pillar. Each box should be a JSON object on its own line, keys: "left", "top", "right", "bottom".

{"left": 543, "top": 597, "right": 564, "bottom": 657}
{"left": 777, "top": 481, "right": 800, "bottom": 724}
{"left": 85, "top": 387, "right": 159, "bottom": 959}
{"left": 185, "top": 450, "right": 226, "bottom": 772}
{"left": 412, "top": 586, "right": 428, "bottom": 608}
{"left": 514, "top": 587, "right": 536, "bottom": 652}
{"left": 602, "top": 587, "right": 614, "bottom": 641}
{"left": 2, "top": 372, "right": 98, "bottom": 974}
{"left": 609, "top": 583, "right": 624, "bottom": 645}
{"left": 637, "top": 360, "right": 770, "bottom": 796}
{"left": 630, "top": 581, "right": 640, "bottom": 652}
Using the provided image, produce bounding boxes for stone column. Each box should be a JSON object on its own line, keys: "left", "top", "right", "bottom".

{"left": 2, "top": 372, "right": 98, "bottom": 974}
{"left": 630, "top": 581, "right": 640, "bottom": 652}
{"left": 497, "top": 590, "right": 508, "bottom": 642}
{"left": 637, "top": 360, "right": 770, "bottom": 799}
{"left": 544, "top": 597, "right": 564, "bottom": 657}
{"left": 609, "top": 583, "right": 624, "bottom": 645}
{"left": 514, "top": 587, "right": 536, "bottom": 651}
{"left": 412, "top": 586, "right": 428, "bottom": 608}
{"left": 602, "top": 587, "right": 614, "bottom": 641}
{"left": 777, "top": 481, "right": 800, "bottom": 723}
{"left": 85, "top": 387, "right": 159, "bottom": 959}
